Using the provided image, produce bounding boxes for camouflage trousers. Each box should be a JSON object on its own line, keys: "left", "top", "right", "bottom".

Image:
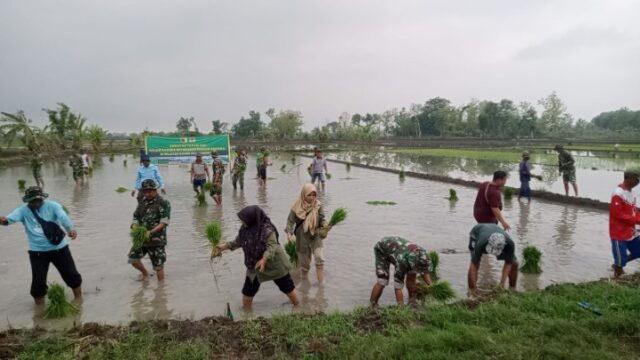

{"left": 373, "top": 242, "right": 392, "bottom": 286}
{"left": 232, "top": 172, "right": 245, "bottom": 190}
{"left": 562, "top": 169, "right": 576, "bottom": 183}
{"left": 128, "top": 246, "right": 166, "bottom": 270}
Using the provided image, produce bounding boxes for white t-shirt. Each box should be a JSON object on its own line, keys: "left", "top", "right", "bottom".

{"left": 312, "top": 157, "right": 326, "bottom": 174}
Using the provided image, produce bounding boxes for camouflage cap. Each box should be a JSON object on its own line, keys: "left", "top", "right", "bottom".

{"left": 140, "top": 179, "right": 158, "bottom": 190}
{"left": 22, "top": 186, "right": 48, "bottom": 203}
{"left": 211, "top": 150, "right": 218, "bottom": 157}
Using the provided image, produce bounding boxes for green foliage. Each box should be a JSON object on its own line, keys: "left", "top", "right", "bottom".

{"left": 521, "top": 245, "right": 543, "bottom": 274}
{"left": 130, "top": 225, "right": 150, "bottom": 248}
{"left": 1, "top": 111, "right": 44, "bottom": 153}
{"left": 18, "top": 179, "right": 26, "bottom": 188}
{"left": 503, "top": 187, "right": 514, "bottom": 200}
{"left": 232, "top": 111, "right": 265, "bottom": 138}
{"left": 86, "top": 125, "right": 107, "bottom": 152}
{"left": 44, "top": 283, "right": 78, "bottom": 318}
{"left": 268, "top": 109, "right": 304, "bottom": 139}
{"left": 326, "top": 173, "right": 332, "bottom": 180}
{"left": 115, "top": 187, "right": 128, "bottom": 193}
{"left": 399, "top": 169, "right": 406, "bottom": 181}
{"left": 123, "top": 159, "right": 127, "bottom": 166}
{"left": 428, "top": 251, "right": 440, "bottom": 279}
{"left": 417, "top": 281, "right": 455, "bottom": 302}
{"left": 176, "top": 116, "right": 194, "bottom": 135}
{"left": 366, "top": 200, "right": 397, "bottom": 205}
{"left": 285, "top": 241, "right": 298, "bottom": 266}
{"left": 202, "top": 182, "right": 214, "bottom": 192}
{"left": 196, "top": 193, "right": 206, "bottom": 206}
{"left": 205, "top": 222, "right": 222, "bottom": 247}
{"left": 329, "top": 208, "right": 347, "bottom": 226}
{"left": 447, "top": 189, "right": 458, "bottom": 201}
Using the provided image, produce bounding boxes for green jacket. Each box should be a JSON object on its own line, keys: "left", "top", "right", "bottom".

{"left": 226, "top": 231, "right": 291, "bottom": 283}
{"left": 285, "top": 206, "right": 326, "bottom": 253}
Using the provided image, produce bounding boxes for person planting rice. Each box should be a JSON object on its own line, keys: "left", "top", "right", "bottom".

{"left": 310, "top": 150, "right": 329, "bottom": 191}
{"left": 554, "top": 144, "right": 578, "bottom": 197}
{"left": 131, "top": 154, "right": 166, "bottom": 202}
{"left": 369, "top": 237, "right": 433, "bottom": 306}
{"left": 258, "top": 147, "right": 271, "bottom": 187}
{"left": 31, "top": 153, "right": 44, "bottom": 188}
{"left": 190, "top": 153, "right": 210, "bottom": 196}
{"left": 231, "top": 148, "right": 247, "bottom": 190}
{"left": 210, "top": 151, "right": 225, "bottom": 205}
{"left": 68, "top": 154, "right": 84, "bottom": 185}
{"left": 0, "top": 187, "right": 82, "bottom": 305}
{"left": 128, "top": 179, "right": 171, "bottom": 281}
{"left": 286, "top": 183, "right": 327, "bottom": 283}
{"left": 216, "top": 205, "right": 300, "bottom": 310}
{"left": 467, "top": 223, "right": 518, "bottom": 296}
{"left": 474, "top": 170, "right": 510, "bottom": 231}
{"left": 609, "top": 168, "right": 640, "bottom": 278}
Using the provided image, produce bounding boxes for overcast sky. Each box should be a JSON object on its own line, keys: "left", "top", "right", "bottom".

{"left": 1, "top": 0, "right": 639, "bottom": 133}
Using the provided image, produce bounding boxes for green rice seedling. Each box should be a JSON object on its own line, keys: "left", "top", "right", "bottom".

{"left": 503, "top": 187, "right": 514, "bottom": 200}
{"left": 109, "top": 154, "right": 114, "bottom": 162}
{"left": 285, "top": 241, "right": 298, "bottom": 266}
{"left": 345, "top": 162, "right": 351, "bottom": 172}
{"left": 196, "top": 193, "right": 207, "bottom": 206}
{"left": 399, "top": 169, "right": 406, "bottom": 181}
{"left": 205, "top": 222, "right": 222, "bottom": 258}
{"left": 428, "top": 281, "right": 456, "bottom": 301}
{"left": 116, "top": 187, "right": 128, "bottom": 193}
{"left": 329, "top": 208, "right": 347, "bottom": 227}
{"left": 520, "top": 245, "right": 542, "bottom": 274}
{"left": 123, "top": 159, "right": 128, "bottom": 167}
{"left": 326, "top": 173, "right": 332, "bottom": 180}
{"left": 280, "top": 164, "right": 287, "bottom": 172}
{"left": 366, "top": 201, "right": 397, "bottom": 205}
{"left": 18, "top": 179, "right": 26, "bottom": 189}
{"left": 44, "top": 283, "right": 78, "bottom": 318}
{"left": 447, "top": 189, "right": 458, "bottom": 201}
{"left": 291, "top": 155, "right": 296, "bottom": 164}
{"left": 428, "top": 251, "right": 440, "bottom": 280}
{"left": 203, "top": 182, "right": 214, "bottom": 192}
{"left": 130, "top": 225, "right": 150, "bottom": 249}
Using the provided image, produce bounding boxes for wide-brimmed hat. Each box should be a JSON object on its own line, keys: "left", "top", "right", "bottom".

{"left": 22, "top": 186, "right": 48, "bottom": 203}
{"left": 140, "top": 179, "right": 158, "bottom": 190}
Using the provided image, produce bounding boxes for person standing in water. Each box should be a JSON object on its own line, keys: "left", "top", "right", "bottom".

{"left": 216, "top": 205, "right": 300, "bottom": 310}
{"left": 285, "top": 183, "right": 327, "bottom": 283}
{"left": 369, "top": 236, "right": 432, "bottom": 306}
{"left": 310, "top": 150, "right": 329, "bottom": 191}
{"left": 232, "top": 148, "right": 248, "bottom": 191}
{"left": 519, "top": 151, "right": 532, "bottom": 201}
{"left": 473, "top": 171, "right": 510, "bottom": 231}
{"left": 68, "top": 154, "right": 84, "bottom": 185}
{"left": 0, "top": 187, "right": 82, "bottom": 304}
{"left": 258, "top": 147, "right": 271, "bottom": 187}
{"left": 554, "top": 144, "right": 578, "bottom": 196}
{"left": 128, "top": 179, "right": 171, "bottom": 281}
{"left": 190, "top": 153, "right": 210, "bottom": 196}
{"left": 31, "top": 153, "right": 44, "bottom": 188}
{"left": 210, "top": 151, "right": 225, "bottom": 205}
{"left": 131, "top": 154, "right": 166, "bottom": 202}
{"left": 467, "top": 223, "right": 518, "bottom": 296}
{"left": 609, "top": 168, "right": 640, "bottom": 278}
{"left": 80, "top": 150, "right": 92, "bottom": 178}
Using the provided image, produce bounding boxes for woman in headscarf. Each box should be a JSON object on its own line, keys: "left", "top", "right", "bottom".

{"left": 285, "top": 183, "right": 326, "bottom": 283}
{"left": 217, "top": 205, "right": 299, "bottom": 309}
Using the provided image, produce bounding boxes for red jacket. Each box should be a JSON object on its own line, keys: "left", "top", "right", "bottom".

{"left": 609, "top": 184, "right": 640, "bottom": 241}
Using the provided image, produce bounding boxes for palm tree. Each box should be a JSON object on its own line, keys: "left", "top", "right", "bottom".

{"left": 68, "top": 113, "right": 86, "bottom": 150}
{"left": 0, "top": 111, "right": 43, "bottom": 153}
{"left": 85, "top": 125, "right": 107, "bottom": 152}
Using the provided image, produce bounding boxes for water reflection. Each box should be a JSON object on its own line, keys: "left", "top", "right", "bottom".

{"left": 516, "top": 200, "right": 531, "bottom": 240}
{"left": 297, "top": 278, "right": 328, "bottom": 313}
{"left": 130, "top": 282, "right": 172, "bottom": 321}
{"left": 553, "top": 205, "right": 578, "bottom": 250}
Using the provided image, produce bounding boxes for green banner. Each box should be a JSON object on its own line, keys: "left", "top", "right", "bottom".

{"left": 145, "top": 135, "right": 230, "bottom": 164}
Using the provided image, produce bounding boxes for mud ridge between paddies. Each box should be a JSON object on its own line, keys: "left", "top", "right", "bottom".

{"left": 3, "top": 273, "right": 640, "bottom": 359}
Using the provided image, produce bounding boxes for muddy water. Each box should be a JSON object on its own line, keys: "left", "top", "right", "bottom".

{"left": 0, "top": 153, "right": 632, "bottom": 330}
{"left": 329, "top": 151, "right": 640, "bottom": 203}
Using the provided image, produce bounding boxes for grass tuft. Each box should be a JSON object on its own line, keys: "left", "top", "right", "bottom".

{"left": 115, "top": 187, "right": 128, "bottom": 193}
{"left": 18, "top": 179, "right": 26, "bottom": 188}
{"left": 44, "top": 283, "right": 78, "bottom": 318}
{"left": 521, "top": 245, "right": 543, "bottom": 274}
{"left": 417, "top": 281, "right": 456, "bottom": 302}
{"left": 503, "top": 187, "right": 514, "bottom": 200}
{"left": 123, "top": 159, "right": 127, "bottom": 166}
{"left": 447, "top": 189, "right": 458, "bottom": 201}
{"left": 366, "top": 200, "right": 397, "bottom": 206}
{"left": 399, "top": 169, "right": 406, "bottom": 181}
{"left": 130, "top": 225, "right": 150, "bottom": 248}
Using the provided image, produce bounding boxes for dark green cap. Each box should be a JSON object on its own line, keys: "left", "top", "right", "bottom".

{"left": 141, "top": 179, "right": 158, "bottom": 190}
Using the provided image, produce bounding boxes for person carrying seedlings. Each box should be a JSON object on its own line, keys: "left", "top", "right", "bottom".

{"left": 31, "top": 153, "right": 44, "bottom": 188}
{"left": 68, "top": 154, "right": 84, "bottom": 185}
{"left": 0, "top": 187, "right": 82, "bottom": 304}
{"left": 231, "top": 148, "right": 248, "bottom": 191}
{"left": 609, "top": 168, "right": 640, "bottom": 278}
{"left": 80, "top": 149, "right": 92, "bottom": 176}
{"left": 285, "top": 183, "right": 327, "bottom": 283}
{"left": 554, "top": 144, "right": 578, "bottom": 197}
{"left": 131, "top": 154, "right": 166, "bottom": 202}
{"left": 467, "top": 223, "right": 518, "bottom": 296}
{"left": 190, "top": 153, "right": 210, "bottom": 195}
{"left": 310, "top": 150, "right": 329, "bottom": 191}
{"left": 210, "top": 150, "right": 225, "bottom": 205}
{"left": 369, "top": 237, "right": 433, "bottom": 306}
{"left": 128, "top": 179, "right": 171, "bottom": 281}
{"left": 216, "top": 205, "right": 300, "bottom": 309}
{"left": 473, "top": 170, "right": 511, "bottom": 231}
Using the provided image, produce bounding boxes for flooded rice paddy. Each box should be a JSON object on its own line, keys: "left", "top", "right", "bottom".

{"left": 0, "top": 153, "right": 632, "bottom": 330}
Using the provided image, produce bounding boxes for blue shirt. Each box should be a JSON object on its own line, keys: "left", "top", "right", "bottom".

{"left": 5, "top": 200, "right": 74, "bottom": 252}
{"left": 133, "top": 164, "right": 165, "bottom": 190}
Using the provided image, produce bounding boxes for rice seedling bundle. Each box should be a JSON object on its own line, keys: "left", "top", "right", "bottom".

{"left": 130, "top": 225, "right": 150, "bottom": 248}
{"left": 428, "top": 251, "right": 439, "bottom": 279}
{"left": 426, "top": 281, "right": 456, "bottom": 301}
{"left": 328, "top": 208, "right": 347, "bottom": 227}
{"left": 196, "top": 193, "right": 207, "bottom": 206}
{"left": 205, "top": 222, "right": 222, "bottom": 258}
{"left": 326, "top": 173, "right": 332, "bottom": 180}
{"left": 18, "top": 179, "right": 26, "bottom": 189}
{"left": 291, "top": 155, "right": 296, "bottom": 164}
{"left": 109, "top": 155, "right": 114, "bottom": 162}
{"left": 202, "top": 181, "right": 214, "bottom": 192}
{"left": 366, "top": 200, "right": 397, "bottom": 206}
{"left": 520, "top": 245, "right": 542, "bottom": 274}
{"left": 123, "top": 159, "right": 128, "bottom": 166}
{"left": 447, "top": 189, "right": 458, "bottom": 201}
{"left": 116, "top": 187, "right": 128, "bottom": 193}
{"left": 280, "top": 164, "right": 287, "bottom": 172}
{"left": 285, "top": 241, "right": 298, "bottom": 266}
{"left": 399, "top": 169, "right": 406, "bottom": 181}
{"left": 345, "top": 162, "right": 351, "bottom": 172}
{"left": 503, "top": 187, "right": 514, "bottom": 200}
{"left": 44, "top": 283, "right": 78, "bottom": 318}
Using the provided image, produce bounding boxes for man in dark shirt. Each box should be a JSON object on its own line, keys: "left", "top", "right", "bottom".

{"left": 473, "top": 171, "right": 510, "bottom": 231}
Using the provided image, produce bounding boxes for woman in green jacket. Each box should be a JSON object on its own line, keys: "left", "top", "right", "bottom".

{"left": 286, "top": 183, "right": 326, "bottom": 283}
{"left": 217, "top": 205, "right": 299, "bottom": 310}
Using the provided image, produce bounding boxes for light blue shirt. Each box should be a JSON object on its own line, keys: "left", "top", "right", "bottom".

{"left": 133, "top": 164, "right": 165, "bottom": 190}
{"left": 5, "top": 200, "right": 73, "bottom": 252}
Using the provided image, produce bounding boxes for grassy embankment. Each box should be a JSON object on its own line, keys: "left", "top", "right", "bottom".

{"left": 392, "top": 148, "right": 553, "bottom": 162}
{"left": 5, "top": 274, "right": 640, "bottom": 359}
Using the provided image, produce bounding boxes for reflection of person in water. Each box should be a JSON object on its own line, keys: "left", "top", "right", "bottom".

{"left": 554, "top": 206, "right": 578, "bottom": 249}
{"left": 131, "top": 282, "right": 171, "bottom": 321}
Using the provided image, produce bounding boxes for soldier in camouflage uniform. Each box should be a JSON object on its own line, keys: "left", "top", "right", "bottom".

{"left": 554, "top": 144, "right": 578, "bottom": 196}
{"left": 128, "top": 179, "right": 171, "bottom": 281}
{"left": 369, "top": 236, "right": 432, "bottom": 306}
{"left": 232, "top": 148, "right": 248, "bottom": 191}
{"left": 210, "top": 151, "right": 225, "bottom": 205}
{"left": 31, "top": 153, "right": 44, "bottom": 188}
{"left": 68, "top": 154, "right": 84, "bottom": 185}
